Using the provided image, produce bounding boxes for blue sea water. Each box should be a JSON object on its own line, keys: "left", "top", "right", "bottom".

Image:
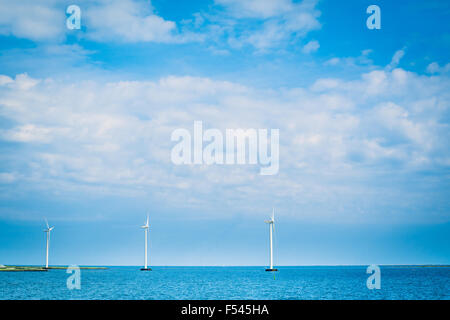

{"left": 0, "top": 266, "right": 448, "bottom": 300}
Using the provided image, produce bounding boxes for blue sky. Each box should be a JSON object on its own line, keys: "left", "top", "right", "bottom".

{"left": 0, "top": 0, "right": 449, "bottom": 266}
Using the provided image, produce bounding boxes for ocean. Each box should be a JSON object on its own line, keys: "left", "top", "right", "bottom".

{"left": 0, "top": 266, "right": 448, "bottom": 300}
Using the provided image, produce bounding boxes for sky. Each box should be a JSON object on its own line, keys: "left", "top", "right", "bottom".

{"left": 0, "top": 0, "right": 449, "bottom": 266}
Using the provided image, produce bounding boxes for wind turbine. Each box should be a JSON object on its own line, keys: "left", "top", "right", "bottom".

{"left": 140, "top": 215, "right": 152, "bottom": 271}
{"left": 43, "top": 218, "right": 54, "bottom": 269}
{"left": 264, "top": 208, "right": 278, "bottom": 271}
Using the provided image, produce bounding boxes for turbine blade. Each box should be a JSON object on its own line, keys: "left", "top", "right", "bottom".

{"left": 44, "top": 218, "right": 49, "bottom": 229}
{"left": 272, "top": 208, "right": 275, "bottom": 222}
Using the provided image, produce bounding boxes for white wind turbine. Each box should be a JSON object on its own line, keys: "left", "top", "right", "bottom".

{"left": 43, "top": 218, "right": 54, "bottom": 269}
{"left": 264, "top": 208, "right": 278, "bottom": 271}
{"left": 140, "top": 215, "right": 152, "bottom": 271}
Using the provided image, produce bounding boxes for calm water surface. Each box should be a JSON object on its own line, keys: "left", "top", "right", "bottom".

{"left": 0, "top": 266, "right": 449, "bottom": 300}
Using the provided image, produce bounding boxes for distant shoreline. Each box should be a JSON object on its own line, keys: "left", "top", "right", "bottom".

{"left": 381, "top": 265, "right": 450, "bottom": 268}
{"left": 0, "top": 266, "right": 108, "bottom": 272}
{"left": 1, "top": 265, "right": 449, "bottom": 271}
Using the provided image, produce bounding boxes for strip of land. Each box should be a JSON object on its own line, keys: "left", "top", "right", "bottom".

{"left": 0, "top": 266, "right": 47, "bottom": 272}
{"left": 0, "top": 265, "right": 107, "bottom": 271}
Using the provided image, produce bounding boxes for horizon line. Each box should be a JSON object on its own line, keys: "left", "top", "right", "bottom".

{"left": 5, "top": 264, "right": 450, "bottom": 268}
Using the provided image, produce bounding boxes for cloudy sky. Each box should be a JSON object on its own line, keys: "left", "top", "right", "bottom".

{"left": 0, "top": 0, "right": 449, "bottom": 266}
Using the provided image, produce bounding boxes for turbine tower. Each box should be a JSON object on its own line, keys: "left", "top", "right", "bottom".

{"left": 140, "top": 215, "right": 152, "bottom": 271}
{"left": 264, "top": 209, "right": 278, "bottom": 271}
{"left": 43, "top": 219, "right": 54, "bottom": 269}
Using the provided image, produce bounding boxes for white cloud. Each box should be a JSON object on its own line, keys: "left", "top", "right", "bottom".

{"left": 212, "top": 0, "right": 321, "bottom": 50}
{"left": 374, "top": 102, "right": 433, "bottom": 150}
{"left": 0, "top": 0, "right": 319, "bottom": 51}
{"left": 386, "top": 49, "right": 405, "bottom": 70}
{"left": 426, "top": 62, "right": 450, "bottom": 74}
{"left": 84, "top": 0, "right": 182, "bottom": 43}
{"left": 1, "top": 124, "right": 55, "bottom": 143}
{"left": 324, "top": 57, "right": 340, "bottom": 66}
{"left": 310, "top": 78, "right": 342, "bottom": 91}
{"left": 324, "top": 49, "right": 373, "bottom": 67}
{"left": 0, "top": 0, "right": 200, "bottom": 44}
{"left": 0, "top": 67, "right": 448, "bottom": 222}
{"left": 302, "top": 40, "right": 320, "bottom": 54}
{"left": 0, "top": 0, "right": 64, "bottom": 41}
{"left": 0, "top": 75, "right": 13, "bottom": 85}
{"left": 215, "top": 0, "right": 294, "bottom": 18}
